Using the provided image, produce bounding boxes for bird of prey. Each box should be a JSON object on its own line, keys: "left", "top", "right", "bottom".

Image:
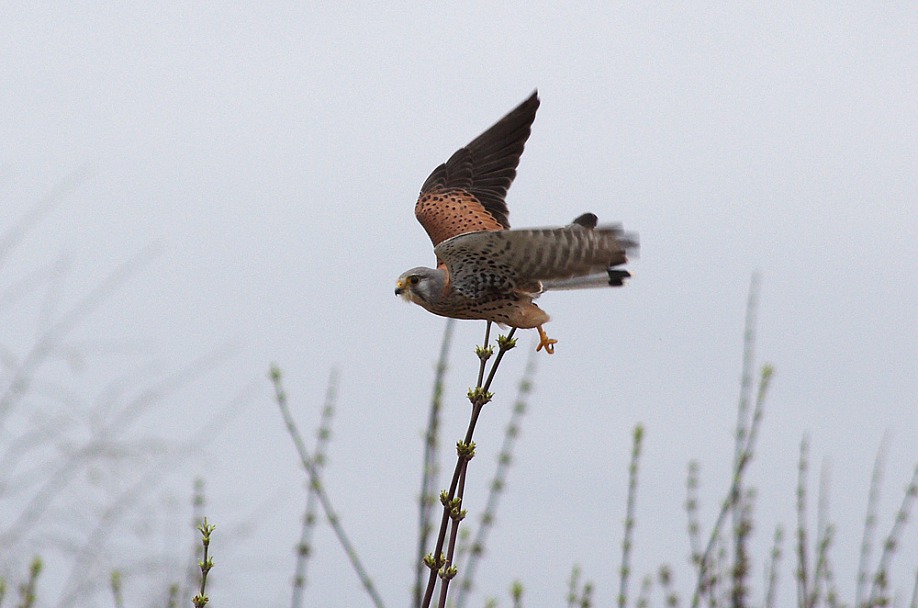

{"left": 395, "top": 91, "right": 637, "bottom": 354}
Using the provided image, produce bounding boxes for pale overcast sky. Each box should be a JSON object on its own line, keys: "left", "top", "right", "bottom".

{"left": 2, "top": 3, "right": 916, "bottom": 607}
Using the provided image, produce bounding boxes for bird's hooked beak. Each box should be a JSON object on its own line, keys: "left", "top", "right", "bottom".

{"left": 395, "top": 278, "right": 408, "bottom": 298}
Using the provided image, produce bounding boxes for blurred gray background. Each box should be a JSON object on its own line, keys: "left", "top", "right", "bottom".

{"left": 2, "top": 3, "right": 916, "bottom": 606}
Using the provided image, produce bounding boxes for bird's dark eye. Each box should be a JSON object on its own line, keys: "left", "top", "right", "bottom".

{"left": 409, "top": 276, "right": 420, "bottom": 285}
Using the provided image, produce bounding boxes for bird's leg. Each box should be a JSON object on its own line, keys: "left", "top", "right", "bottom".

{"left": 535, "top": 325, "right": 557, "bottom": 354}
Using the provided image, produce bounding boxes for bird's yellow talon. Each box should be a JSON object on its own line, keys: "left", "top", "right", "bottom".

{"left": 536, "top": 326, "right": 557, "bottom": 355}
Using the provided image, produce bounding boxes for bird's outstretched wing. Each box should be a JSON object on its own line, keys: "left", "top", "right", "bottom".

{"left": 415, "top": 92, "right": 540, "bottom": 247}
{"left": 433, "top": 222, "right": 637, "bottom": 299}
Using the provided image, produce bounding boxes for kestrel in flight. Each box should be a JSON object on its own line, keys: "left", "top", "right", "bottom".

{"left": 395, "top": 92, "right": 637, "bottom": 354}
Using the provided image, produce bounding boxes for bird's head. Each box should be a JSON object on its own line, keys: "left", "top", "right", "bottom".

{"left": 395, "top": 267, "right": 443, "bottom": 308}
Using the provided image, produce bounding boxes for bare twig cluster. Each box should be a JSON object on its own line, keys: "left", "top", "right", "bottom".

{"left": 418, "top": 322, "right": 518, "bottom": 608}
{"left": 455, "top": 347, "right": 536, "bottom": 607}
{"left": 861, "top": 462, "right": 918, "bottom": 608}
{"left": 269, "top": 365, "right": 385, "bottom": 608}
{"left": 567, "top": 564, "right": 595, "bottom": 608}
{"left": 690, "top": 276, "right": 773, "bottom": 608}
{"left": 619, "top": 425, "right": 645, "bottom": 608}
{"left": 415, "top": 320, "right": 455, "bottom": 607}
{"left": 291, "top": 368, "right": 339, "bottom": 608}
{"left": 2, "top": 177, "right": 250, "bottom": 607}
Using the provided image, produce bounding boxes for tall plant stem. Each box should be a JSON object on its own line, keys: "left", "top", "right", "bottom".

{"left": 420, "top": 322, "right": 517, "bottom": 608}
{"left": 691, "top": 276, "right": 773, "bottom": 608}
{"left": 269, "top": 365, "right": 385, "bottom": 608}
{"left": 455, "top": 349, "right": 536, "bottom": 607}
{"left": 291, "top": 368, "right": 339, "bottom": 608}
{"left": 414, "top": 320, "right": 455, "bottom": 608}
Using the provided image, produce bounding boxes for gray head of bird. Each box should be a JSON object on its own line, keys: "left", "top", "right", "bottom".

{"left": 394, "top": 267, "right": 446, "bottom": 307}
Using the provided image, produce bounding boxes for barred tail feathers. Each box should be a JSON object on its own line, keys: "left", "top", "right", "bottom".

{"left": 542, "top": 267, "right": 632, "bottom": 291}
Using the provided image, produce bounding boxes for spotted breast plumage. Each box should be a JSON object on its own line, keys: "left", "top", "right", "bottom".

{"left": 395, "top": 91, "right": 638, "bottom": 354}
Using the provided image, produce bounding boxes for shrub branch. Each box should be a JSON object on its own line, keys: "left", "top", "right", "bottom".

{"left": 419, "top": 322, "right": 517, "bottom": 608}
{"left": 269, "top": 365, "right": 385, "bottom": 608}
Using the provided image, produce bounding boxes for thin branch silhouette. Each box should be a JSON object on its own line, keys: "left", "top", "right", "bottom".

{"left": 415, "top": 320, "right": 455, "bottom": 608}
{"left": 270, "top": 365, "right": 385, "bottom": 608}
{"left": 419, "top": 322, "right": 518, "bottom": 608}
